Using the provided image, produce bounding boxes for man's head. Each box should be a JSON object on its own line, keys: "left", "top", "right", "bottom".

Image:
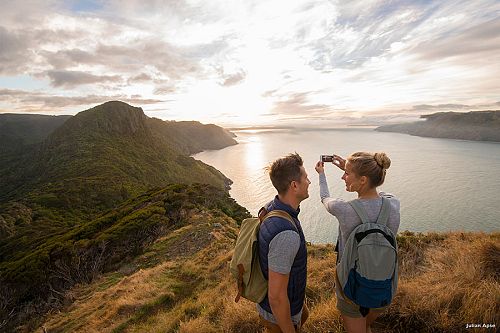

{"left": 268, "top": 152, "right": 310, "bottom": 201}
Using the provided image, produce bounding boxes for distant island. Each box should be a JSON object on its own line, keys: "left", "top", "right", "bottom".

{"left": 375, "top": 110, "right": 500, "bottom": 142}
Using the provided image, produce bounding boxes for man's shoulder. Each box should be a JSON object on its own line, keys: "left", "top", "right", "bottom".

{"left": 262, "top": 214, "right": 298, "bottom": 233}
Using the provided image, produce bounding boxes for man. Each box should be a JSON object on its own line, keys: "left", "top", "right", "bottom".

{"left": 257, "top": 153, "right": 310, "bottom": 333}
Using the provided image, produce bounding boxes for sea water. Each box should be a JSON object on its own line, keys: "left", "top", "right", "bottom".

{"left": 194, "top": 128, "right": 500, "bottom": 243}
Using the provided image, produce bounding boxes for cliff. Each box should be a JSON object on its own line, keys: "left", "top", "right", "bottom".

{"left": 375, "top": 110, "right": 500, "bottom": 142}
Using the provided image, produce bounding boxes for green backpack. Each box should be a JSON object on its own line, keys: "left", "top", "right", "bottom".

{"left": 230, "top": 208, "right": 296, "bottom": 303}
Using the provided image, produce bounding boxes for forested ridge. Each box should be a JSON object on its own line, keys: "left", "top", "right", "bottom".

{"left": 0, "top": 101, "right": 241, "bottom": 331}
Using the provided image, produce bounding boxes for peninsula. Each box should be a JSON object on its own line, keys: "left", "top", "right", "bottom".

{"left": 375, "top": 110, "right": 500, "bottom": 142}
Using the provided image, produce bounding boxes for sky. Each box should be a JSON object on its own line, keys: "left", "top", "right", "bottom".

{"left": 0, "top": 0, "right": 499, "bottom": 127}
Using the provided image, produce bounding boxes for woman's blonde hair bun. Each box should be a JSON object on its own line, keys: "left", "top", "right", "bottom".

{"left": 374, "top": 152, "right": 391, "bottom": 169}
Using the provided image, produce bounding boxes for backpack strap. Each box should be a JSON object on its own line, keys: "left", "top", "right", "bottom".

{"left": 263, "top": 210, "right": 298, "bottom": 232}
{"left": 349, "top": 196, "right": 391, "bottom": 226}
{"left": 349, "top": 200, "right": 370, "bottom": 224}
{"left": 375, "top": 197, "right": 390, "bottom": 226}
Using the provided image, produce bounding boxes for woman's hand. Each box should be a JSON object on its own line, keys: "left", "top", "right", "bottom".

{"left": 332, "top": 155, "right": 346, "bottom": 171}
{"left": 315, "top": 161, "right": 325, "bottom": 174}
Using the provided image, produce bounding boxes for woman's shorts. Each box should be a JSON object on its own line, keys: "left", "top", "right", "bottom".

{"left": 335, "top": 284, "right": 387, "bottom": 318}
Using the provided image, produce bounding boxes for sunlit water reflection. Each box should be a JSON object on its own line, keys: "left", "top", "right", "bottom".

{"left": 194, "top": 128, "right": 500, "bottom": 243}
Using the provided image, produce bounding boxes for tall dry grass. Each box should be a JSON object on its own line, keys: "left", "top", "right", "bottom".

{"left": 37, "top": 224, "right": 499, "bottom": 333}
{"left": 381, "top": 232, "right": 500, "bottom": 332}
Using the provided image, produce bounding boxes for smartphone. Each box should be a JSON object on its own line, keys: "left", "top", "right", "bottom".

{"left": 320, "top": 155, "right": 334, "bottom": 162}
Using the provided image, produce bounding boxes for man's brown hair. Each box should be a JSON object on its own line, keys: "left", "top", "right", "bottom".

{"left": 268, "top": 153, "right": 304, "bottom": 194}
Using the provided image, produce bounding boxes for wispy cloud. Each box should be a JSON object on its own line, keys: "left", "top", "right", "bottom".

{"left": 0, "top": 0, "right": 499, "bottom": 125}
{"left": 45, "top": 70, "right": 123, "bottom": 88}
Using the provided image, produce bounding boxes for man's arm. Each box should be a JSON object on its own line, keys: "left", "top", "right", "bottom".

{"left": 266, "top": 229, "right": 300, "bottom": 332}
{"left": 268, "top": 269, "right": 295, "bottom": 333}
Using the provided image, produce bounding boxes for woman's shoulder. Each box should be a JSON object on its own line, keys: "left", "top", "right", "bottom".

{"left": 327, "top": 198, "right": 349, "bottom": 207}
{"left": 322, "top": 197, "right": 351, "bottom": 215}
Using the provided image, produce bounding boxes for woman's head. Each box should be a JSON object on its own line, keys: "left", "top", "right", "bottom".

{"left": 345, "top": 152, "right": 391, "bottom": 189}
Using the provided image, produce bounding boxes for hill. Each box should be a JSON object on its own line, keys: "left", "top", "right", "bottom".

{"left": 0, "top": 114, "right": 72, "bottom": 153}
{"left": 375, "top": 110, "right": 500, "bottom": 142}
{"left": 18, "top": 217, "right": 499, "bottom": 333}
{"left": 0, "top": 183, "right": 250, "bottom": 332}
{"left": 0, "top": 101, "right": 237, "bottom": 238}
{"left": 0, "top": 101, "right": 243, "bottom": 332}
{"left": 148, "top": 118, "right": 237, "bottom": 155}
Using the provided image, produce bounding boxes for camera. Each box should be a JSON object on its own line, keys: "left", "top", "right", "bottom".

{"left": 321, "top": 155, "right": 334, "bottom": 162}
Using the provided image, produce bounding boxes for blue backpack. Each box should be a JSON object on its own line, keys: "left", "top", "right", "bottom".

{"left": 335, "top": 197, "right": 398, "bottom": 314}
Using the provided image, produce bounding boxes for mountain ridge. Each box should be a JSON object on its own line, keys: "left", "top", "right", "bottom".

{"left": 0, "top": 101, "right": 236, "bottom": 238}
{"left": 0, "top": 101, "right": 242, "bottom": 331}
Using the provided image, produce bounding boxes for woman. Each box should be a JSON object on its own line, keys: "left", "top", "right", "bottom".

{"left": 315, "top": 152, "right": 400, "bottom": 333}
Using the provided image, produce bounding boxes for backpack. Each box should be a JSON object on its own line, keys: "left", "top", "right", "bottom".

{"left": 335, "top": 197, "right": 398, "bottom": 312}
{"left": 230, "top": 208, "right": 296, "bottom": 303}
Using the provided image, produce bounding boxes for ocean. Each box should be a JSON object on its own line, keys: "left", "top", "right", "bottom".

{"left": 194, "top": 128, "right": 500, "bottom": 244}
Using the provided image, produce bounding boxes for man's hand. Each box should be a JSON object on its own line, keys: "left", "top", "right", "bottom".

{"left": 268, "top": 270, "right": 295, "bottom": 333}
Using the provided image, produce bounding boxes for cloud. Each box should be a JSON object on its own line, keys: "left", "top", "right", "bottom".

{"left": 1, "top": 0, "right": 499, "bottom": 126}
{"left": 0, "top": 1, "right": 58, "bottom": 28}
{"left": 306, "top": 2, "right": 428, "bottom": 71}
{"left": 153, "top": 84, "right": 177, "bottom": 95}
{"left": 45, "top": 70, "right": 123, "bottom": 88}
{"left": 0, "top": 88, "right": 163, "bottom": 110}
{"left": 412, "top": 18, "right": 500, "bottom": 62}
{"left": 220, "top": 71, "right": 246, "bottom": 86}
{"left": 43, "top": 48, "right": 96, "bottom": 69}
{"left": 0, "top": 26, "right": 32, "bottom": 75}
{"left": 269, "top": 92, "right": 333, "bottom": 118}
{"left": 0, "top": 88, "right": 26, "bottom": 96}
{"left": 127, "top": 73, "right": 152, "bottom": 84}
{"left": 0, "top": 3, "right": 216, "bottom": 85}
{"left": 39, "top": 40, "right": 203, "bottom": 81}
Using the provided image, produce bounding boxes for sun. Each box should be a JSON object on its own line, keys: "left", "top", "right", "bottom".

{"left": 164, "top": 78, "right": 274, "bottom": 127}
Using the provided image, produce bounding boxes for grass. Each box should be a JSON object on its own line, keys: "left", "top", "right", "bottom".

{"left": 35, "top": 226, "right": 499, "bottom": 333}
{"left": 381, "top": 232, "right": 500, "bottom": 332}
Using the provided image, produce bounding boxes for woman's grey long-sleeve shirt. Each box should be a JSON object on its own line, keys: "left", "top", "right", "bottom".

{"left": 318, "top": 172, "right": 400, "bottom": 259}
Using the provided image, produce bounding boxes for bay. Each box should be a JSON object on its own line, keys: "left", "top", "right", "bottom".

{"left": 194, "top": 128, "right": 500, "bottom": 243}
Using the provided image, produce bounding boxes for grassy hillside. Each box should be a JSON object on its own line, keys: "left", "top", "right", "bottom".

{"left": 0, "top": 183, "right": 250, "bottom": 332}
{"left": 376, "top": 110, "right": 500, "bottom": 142}
{"left": 0, "top": 101, "right": 235, "bottom": 238}
{"left": 30, "top": 223, "right": 499, "bottom": 333}
{"left": 0, "top": 101, "right": 242, "bottom": 331}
